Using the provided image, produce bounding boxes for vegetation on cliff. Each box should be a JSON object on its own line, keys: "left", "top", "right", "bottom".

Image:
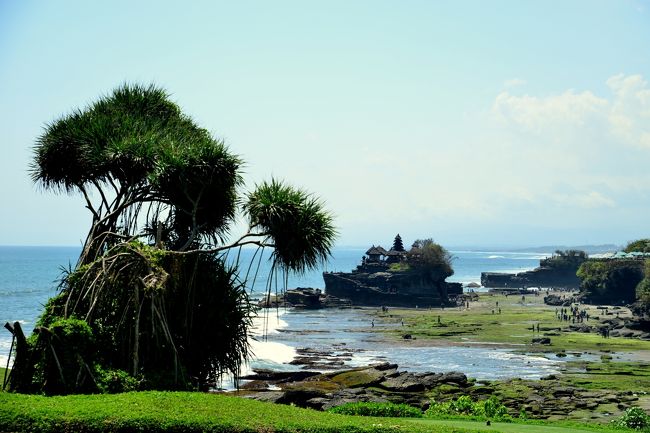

{"left": 407, "top": 238, "right": 454, "bottom": 278}
{"left": 576, "top": 260, "right": 644, "bottom": 304}
{"left": 540, "top": 250, "right": 588, "bottom": 269}
{"left": 624, "top": 239, "right": 650, "bottom": 253}
{"left": 576, "top": 239, "right": 650, "bottom": 306}
{"left": 8, "top": 84, "right": 336, "bottom": 394}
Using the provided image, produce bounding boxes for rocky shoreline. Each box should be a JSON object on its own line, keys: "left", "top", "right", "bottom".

{"left": 236, "top": 362, "right": 641, "bottom": 420}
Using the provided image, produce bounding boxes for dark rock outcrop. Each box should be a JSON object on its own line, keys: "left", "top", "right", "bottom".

{"left": 481, "top": 267, "right": 581, "bottom": 289}
{"left": 323, "top": 270, "right": 462, "bottom": 307}
{"left": 258, "top": 288, "right": 352, "bottom": 309}
{"left": 481, "top": 251, "right": 587, "bottom": 289}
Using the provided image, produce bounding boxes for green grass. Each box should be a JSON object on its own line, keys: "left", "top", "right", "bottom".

{"left": 0, "top": 391, "right": 476, "bottom": 433}
{"left": 412, "top": 419, "right": 622, "bottom": 433}
{"left": 0, "top": 391, "right": 625, "bottom": 433}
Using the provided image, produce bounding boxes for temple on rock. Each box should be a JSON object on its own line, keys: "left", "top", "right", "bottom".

{"left": 323, "top": 234, "right": 462, "bottom": 307}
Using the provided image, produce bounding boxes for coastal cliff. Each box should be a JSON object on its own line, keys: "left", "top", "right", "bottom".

{"left": 481, "top": 250, "right": 587, "bottom": 289}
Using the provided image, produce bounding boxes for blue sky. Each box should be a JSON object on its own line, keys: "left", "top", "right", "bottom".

{"left": 1, "top": 0, "right": 649, "bottom": 248}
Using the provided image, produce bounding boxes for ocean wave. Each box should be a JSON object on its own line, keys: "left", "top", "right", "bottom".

{"left": 511, "top": 255, "right": 549, "bottom": 260}
{"left": 486, "top": 255, "right": 505, "bottom": 259}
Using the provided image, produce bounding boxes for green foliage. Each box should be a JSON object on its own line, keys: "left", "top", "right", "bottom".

{"left": 635, "top": 260, "right": 650, "bottom": 310}
{"left": 17, "top": 84, "right": 337, "bottom": 395}
{"left": 94, "top": 367, "right": 140, "bottom": 394}
{"left": 244, "top": 178, "right": 336, "bottom": 274}
{"left": 328, "top": 402, "right": 423, "bottom": 418}
{"left": 407, "top": 238, "right": 454, "bottom": 278}
{"left": 624, "top": 239, "right": 650, "bottom": 253}
{"left": 577, "top": 260, "right": 643, "bottom": 303}
{"left": 541, "top": 250, "right": 587, "bottom": 269}
{"left": 425, "top": 395, "right": 512, "bottom": 422}
{"left": 389, "top": 262, "right": 411, "bottom": 272}
{"left": 21, "top": 318, "right": 97, "bottom": 395}
{"left": 519, "top": 407, "right": 528, "bottom": 421}
{"left": 611, "top": 407, "right": 650, "bottom": 430}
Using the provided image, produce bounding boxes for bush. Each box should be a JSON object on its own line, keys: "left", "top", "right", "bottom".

{"left": 328, "top": 402, "right": 423, "bottom": 418}
{"left": 612, "top": 407, "right": 650, "bottom": 430}
{"left": 425, "top": 395, "right": 512, "bottom": 422}
{"left": 27, "top": 317, "right": 97, "bottom": 394}
{"left": 95, "top": 366, "right": 141, "bottom": 393}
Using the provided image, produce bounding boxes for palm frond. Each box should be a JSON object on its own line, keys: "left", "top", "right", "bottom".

{"left": 244, "top": 179, "right": 337, "bottom": 274}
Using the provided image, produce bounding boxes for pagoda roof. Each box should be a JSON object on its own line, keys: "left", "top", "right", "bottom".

{"left": 366, "top": 246, "right": 388, "bottom": 256}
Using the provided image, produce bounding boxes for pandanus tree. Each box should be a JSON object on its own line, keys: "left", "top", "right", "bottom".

{"left": 9, "top": 84, "right": 336, "bottom": 394}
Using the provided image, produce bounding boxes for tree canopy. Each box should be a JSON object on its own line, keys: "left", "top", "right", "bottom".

{"left": 407, "top": 238, "right": 454, "bottom": 279}
{"left": 9, "top": 84, "right": 336, "bottom": 394}
{"left": 624, "top": 239, "right": 650, "bottom": 253}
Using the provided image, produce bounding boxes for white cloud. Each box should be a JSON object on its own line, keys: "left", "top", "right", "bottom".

{"left": 606, "top": 74, "right": 650, "bottom": 148}
{"left": 492, "top": 74, "right": 650, "bottom": 148}
{"left": 492, "top": 89, "right": 608, "bottom": 133}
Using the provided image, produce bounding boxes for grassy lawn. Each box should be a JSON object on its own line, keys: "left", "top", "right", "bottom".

{"left": 0, "top": 391, "right": 627, "bottom": 433}
{"left": 412, "top": 419, "right": 621, "bottom": 433}
{"left": 0, "top": 391, "right": 477, "bottom": 433}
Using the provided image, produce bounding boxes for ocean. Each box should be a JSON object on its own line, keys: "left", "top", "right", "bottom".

{"left": 0, "top": 245, "right": 552, "bottom": 380}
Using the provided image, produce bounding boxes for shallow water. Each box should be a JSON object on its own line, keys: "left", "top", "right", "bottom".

{"left": 247, "top": 308, "right": 564, "bottom": 380}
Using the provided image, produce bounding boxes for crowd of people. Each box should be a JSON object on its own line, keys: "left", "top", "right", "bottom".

{"left": 556, "top": 305, "right": 590, "bottom": 323}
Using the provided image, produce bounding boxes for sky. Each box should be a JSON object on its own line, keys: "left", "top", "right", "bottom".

{"left": 1, "top": 0, "right": 649, "bottom": 248}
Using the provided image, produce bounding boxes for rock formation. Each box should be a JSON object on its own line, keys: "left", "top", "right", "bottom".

{"left": 481, "top": 250, "right": 588, "bottom": 289}
{"left": 323, "top": 238, "right": 461, "bottom": 307}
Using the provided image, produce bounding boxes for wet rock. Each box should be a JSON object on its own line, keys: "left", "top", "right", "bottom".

{"left": 552, "top": 387, "right": 575, "bottom": 397}
{"left": 544, "top": 294, "right": 574, "bottom": 306}
{"left": 469, "top": 386, "right": 495, "bottom": 395}
{"left": 329, "top": 365, "right": 394, "bottom": 388}
{"left": 532, "top": 337, "right": 551, "bottom": 345}
{"left": 568, "top": 324, "right": 592, "bottom": 333}
{"left": 241, "top": 369, "right": 320, "bottom": 382}
{"left": 438, "top": 371, "right": 468, "bottom": 386}
{"left": 248, "top": 391, "right": 287, "bottom": 404}
{"left": 380, "top": 373, "right": 426, "bottom": 392}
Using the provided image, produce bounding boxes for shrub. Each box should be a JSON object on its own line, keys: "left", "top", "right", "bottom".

{"left": 519, "top": 407, "right": 528, "bottom": 420}
{"left": 27, "top": 317, "right": 97, "bottom": 394}
{"left": 450, "top": 395, "right": 474, "bottom": 414}
{"left": 95, "top": 366, "right": 141, "bottom": 393}
{"left": 328, "top": 402, "right": 423, "bottom": 418}
{"left": 425, "top": 395, "right": 512, "bottom": 422}
{"left": 611, "top": 406, "right": 650, "bottom": 430}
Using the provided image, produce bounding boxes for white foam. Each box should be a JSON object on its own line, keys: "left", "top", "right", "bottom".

{"left": 250, "top": 310, "right": 289, "bottom": 336}
{"left": 248, "top": 339, "right": 296, "bottom": 365}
